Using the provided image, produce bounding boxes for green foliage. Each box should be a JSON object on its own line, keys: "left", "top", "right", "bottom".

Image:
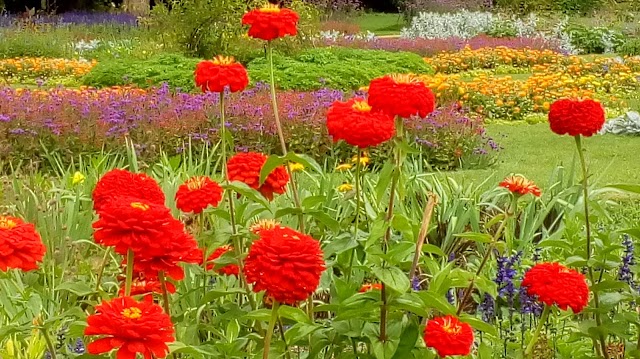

{"left": 485, "top": 20, "right": 518, "bottom": 38}
{"left": 565, "top": 24, "right": 624, "bottom": 54}
{"left": 619, "top": 38, "right": 640, "bottom": 56}
{"left": 0, "top": 30, "right": 72, "bottom": 58}
{"left": 557, "top": 0, "right": 602, "bottom": 15}
{"left": 247, "top": 47, "right": 433, "bottom": 91}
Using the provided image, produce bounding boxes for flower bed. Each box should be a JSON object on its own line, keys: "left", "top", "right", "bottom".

{"left": 0, "top": 57, "right": 96, "bottom": 82}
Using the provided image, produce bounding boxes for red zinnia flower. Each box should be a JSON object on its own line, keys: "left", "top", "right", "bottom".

{"left": 548, "top": 98, "right": 605, "bottom": 137}
{"left": 243, "top": 225, "right": 325, "bottom": 305}
{"left": 227, "top": 152, "right": 289, "bottom": 201}
{"left": 206, "top": 245, "right": 239, "bottom": 276}
{"left": 499, "top": 175, "right": 541, "bottom": 197}
{"left": 368, "top": 74, "right": 436, "bottom": 119}
{"left": 0, "top": 216, "right": 46, "bottom": 272}
{"left": 118, "top": 273, "right": 176, "bottom": 296}
{"left": 521, "top": 262, "right": 589, "bottom": 313}
{"left": 423, "top": 315, "right": 474, "bottom": 358}
{"left": 194, "top": 56, "right": 249, "bottom": 93}
{"left": 359, "top": 283, "right": 383, "bottom": 292}
{"left": 85, "top": 296, "right": 175, "bottom": 359}
{"left": 326, "top": 98, "right": 395, "bottom": 148}
{"left": 129, "top": 230, "right": 203, "bottom": 281}
{"left": 242, "top": 4, "right": 299, "bottom": 41}
{"left": 93, "top": 169, "right": 165, "bottom": 212}
{"left": 175, "top": 176, "right": 224, "bottom": 214}
{"left": 93, "top": 198, "right": 183, "bottom": 257}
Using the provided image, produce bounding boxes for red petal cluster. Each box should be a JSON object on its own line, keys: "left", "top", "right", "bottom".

{"left": 129, "top": 230, "right": 203, "bottom": 281}
{"left": 521, "top": 262, "right": 589, "bottom": 313}
{"left": 85, "top": 296, "right": 175, "bottom": 359}
{"left": 326, "top": 98, "right": 395, "bottom": 148}
{"left": 243, "top": 226, "right": 325, "bottom": 305}
{"left": 499, "top": 175, "right": 541, "bottom": 197}
{"left": 206, "top": 245, "right": 239, "bottom": 276}
{"left": 194, "top": 56, "right": 249, "bottom": 93}
{"left": 359, "top": 283, "right": 383, "bottom": 292}
{"left": 175, "top": 176, "right": 224, "bottom": 214}
{"left": 227, "top": 152, "right": 289, "bottom": 201}
{"left": 548, "top": 98, "right": 605, "bottom": 137}
{"left": 423, "top": 315, "right": 474, "bottom": 358}
{"left": 0, "top": 216, "right": 46, "bottom": 272}
{"left": 92, "top": 169, "right": 165, "bottom": 212}
{"left": 368, "top": 75, "right": 436, "bottom": 119}
{"left": 118, "top": 273, "right": 176, "bottom": 296}
{"left": 241, "top": 5, "right": 299, "bottom": 41}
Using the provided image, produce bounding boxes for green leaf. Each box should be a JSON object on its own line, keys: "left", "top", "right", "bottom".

{"left": 416, "top": 291, "right": 456, "bottom": 315}
{"left": 372, "top": 266, "right": 410, "bottom": 293}
{"left": 421, "top": 244, "right": 445, "bottom": 257}
{"left": 224, "top": 181, "right": 271, "bottom": 209}
{"left": 259, "top": 154, "right": 287, "bottom": 185}
{"left": 309, "top": 210, "right": 340, "bottom": 232}
{"left": 323, "top": 235, "right": 358, "bottom": 256}
{"left": 286, "top": 152, "right": 323, "bottom": 175}
{"left": 454, "top": 232, "right": 493, "bottom": 244}
{"left": 591, "top": 280, "right": 630, "bottom": 292}
{"left": 604, "top": 184, "right": 640, "bottom": 194}
{"left": 392, "top": 321, "right": 420, "bottom": 359}
{"left": 200, "top": 288, "right": 246, "bottom": 306}
{"left": 302, "top": 195, "right": 326, "bottom": 210}
{"left": 279, "top": 306, "right": 312, "bottom": 324}
{"left": 56, "top": 282, "right": 95, "bottom": 296}
{"left": 460, "top": 315, "right": 497, "bottom": 336}
{"left": 284, "top": 323, "right": 322, "bottom": 344}
{"left": 244, "top": 308, "right": 273, "bottom": 321}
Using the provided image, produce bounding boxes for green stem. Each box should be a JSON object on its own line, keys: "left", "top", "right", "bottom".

{"left": 278, "top": 316, "right": 292, "bottom": 359}
{"left": 266, "top": 41, "right": 305, "bottom": 233}
{"left": 524, "top": 305, "right": 551, "bottom": 357}
{"left": 574, "top": 135, "right": 609, "bottom": 359}
{"left": 94, "top": 247, "right": 111, "bottom": 292}
{"left": 125, "top": 249, "right": 134, "bottom": 297}
{"left": 346, "top": 150, "right": 362, "bottom": 281}
{"left": 40, "top": 327, "right": 58, "bottom": 359}
{"left": 263, "top": 301, "right": 280, "bottom": 359}
{"left": 159, "top": 271, "right": 178, "bottom": 359}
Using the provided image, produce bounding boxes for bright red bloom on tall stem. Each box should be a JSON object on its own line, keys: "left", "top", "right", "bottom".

{"left": 226, "top": 152, "right": 289, "bottom": 201}
{"left": 423, "top": 315, "right": 474, "bottom": 358}
{"left": 243, "top": 225, "right": 325, "bottom": 305}
{"left": 499, "top": 175, "right": 541, "bottom": 197}
{"left": 129, "top": 230, "right": 203, "bottom": 281}
{"left": 206, "top": 245, "right": 239, "bottom": 276}
{"left": 92, "top": 169, "right": 165, "bottom": 212}
{"left": 521, "top": 262, "right": 589, "bottom": 313}
{"left": 0, "top": 216, "right": 46, "bottom": 272}
{"left": 194, "top": 56, "right": 249, "bottom": 93}
{"left": 368, "top": 74, "right": 436, "bottom": 119}
{"left": 175, "top": 176, "right": 224, "bottom": 214}
{"left": 548, "top": 98, "right": 605, "bottom": 137}
{"left": 85, "top": 295, "right": 175, "bottom": 359}
{"left": 118, "top": 273, "right": 176, "bottom": 296}
{"left": 242, "top": 4, "right": 299, "bottom": 41}
{"left": 326, "top": 98, "right": 395, "bottom": 148}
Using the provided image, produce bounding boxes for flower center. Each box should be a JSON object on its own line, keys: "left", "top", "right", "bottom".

{"left": 0, "top": 216, "right": 17, "bottom": 230}
{"left": 441, "top": 318, "right": 462, "bottom": 334}
{"left": 130, "top": 202, "right": 150, "bottom": 211}
{"left": 249, "top": 219, "right": 281, "bottom": 233}
{"left": 352, "top": 100, "right": 371, "bottom": 112}
{"left": 390, "top": 73, "right": 420, "bottom": 84}
{"left": 186, "top": 176, "right": 207, "bottom": 191}
{"left": 121, "top": 307, "right": 142, "bottom": 320}
{"left": 259, "top": 3, "right": 281, "bottom": 13}
{"left": 212, "top": 56, "right": 235, "bottom": 66}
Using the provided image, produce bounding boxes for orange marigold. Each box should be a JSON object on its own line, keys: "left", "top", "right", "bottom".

{"left": 423, "top": 315, "right": 474, "bottom": 358}
{"left": 227, "top": 152, "right": 289, "bottom": 201}
{"left": 368, "top": 74, "right": 436, "bottom": 119}
{"left": 241, "top": 4, "right": 299, "bottom": 41}
{"left": 92, "top": 169, "right": 165, "bottom": 212}
{"left": 243, "top": 226, "right": 325, "bottom": 304}
{"left": 85, "top": 296, "right": 175, "bottom": 359}
{"left": 521, "top": 262, "right": 589, "bottom": 313}
{"left": 499, "top": 175, "right": 541, "bottom": 197}
{"left": 194, "top": 56, "right": 249, "bottom": 93}
{"left": 175, "top": 176, "right": 224, "bottom": 214}
{"left": 326, "top": 98, "right": 395, "bottom": 148}
{"left": 206, "top": 245, "right": 239, "bottom": 276}
{"left": 0, "top": 216, "right": 46, "bottom": 272}
{"left": 359, "top": 283, "right": 383, "bottom": 292}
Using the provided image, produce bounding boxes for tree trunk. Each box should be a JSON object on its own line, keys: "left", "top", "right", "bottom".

{"left": 124, "top": 0, "right": 149, "bottom": 16}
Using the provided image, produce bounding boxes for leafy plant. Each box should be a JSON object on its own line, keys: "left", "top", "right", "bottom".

{"left": 565, "top": 24, "right": 624, "bottom": 54}
{"left": 619, "top": 38, "right": 640, "bottom": 56}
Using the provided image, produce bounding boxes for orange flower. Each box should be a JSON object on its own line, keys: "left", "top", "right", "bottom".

{"left": 359, "top": 283, "right": 383, "bottom": 292}
{"left": 423, "top": 315, "right": 474, "bottom": 357}
{"left": 206, "top": 245, "right": 239, "bottom": 276}
{"left": 194, "top": 56, "right": 249, "bottom": 93}
{"left": 92, "top": 169, "right": 166, "bottom": 212}
{"left": 175, "top": 176, "right": 223, "bottom": 214}
{"left": 368, "top": 74, "right": 436, "bottom": 118}
{"left": 241, "top": 4, "right": 299, "bottom": 41}
{"left": 226, "top": 152, "right": 289, "bottom": 201}
{"left": 0, "top": 216, "right": 46, "bottom": 272}
{"left": 326, "top": 98, "right": 395, "bottom": 148}
{"left": 85, "top": 296, "right": 175, "bottom": 359}
{"left": 499, "top": 175, "right": 541, "bottom": 197}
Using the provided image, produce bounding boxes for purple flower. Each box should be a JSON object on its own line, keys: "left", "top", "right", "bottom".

{"left": 495, "top": 252, "right": 521, "bottom": 310}
{"left": 519, "top": 286, "right": 543, "bottom": 316}
{"left": 478, "top": 293, "right": 495, "bottom": 322}
{"left": 618, "top": 234, "right": 636, "bottom": 288}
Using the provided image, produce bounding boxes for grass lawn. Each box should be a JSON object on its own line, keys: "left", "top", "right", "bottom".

{"left": 443, "top": 123, "right": 640, "bottom": 187}
{"left": 354, "top": 13, "right": 405, "bottom": 35}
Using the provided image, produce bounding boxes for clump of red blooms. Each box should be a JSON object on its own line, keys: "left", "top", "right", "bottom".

{"left": 0, "top": 215, "right": 46, "bottom": 272}
{"left": 326, "top": 98, "right": 395, "bottom": 148}
{"left": 85, "top": 296, "right": 175, "bottom": 359}
{"left": 244, "top": 225, "right": 325, "bottom": 305}
{"left": 548, "top": 98, "right": 605, "bottom": 137}
{"left": 367, "top": 74, "right": 436, "bottom": 119}
{"left": 499, "top": 175, "right": 541, "bottom": 197}
{"left": 207, "top": 245, "right": 239, "bottom": 276}
{"left": 118, "top": 272, "right": 176, "bottom": 296}
{"left": 521, "top": 262, "right": 589, "bottom": 313}
{"left": 227, "top": 151, "right": 290, "bottom": 201}
{"left": 92, "top": 169, "right": 166, "bottom": 212}
{"left": 242, "top": 4, "right": 299, "bottom": 41}
{"left": 359, "top": 283, "right": 383, "bottom": 292}
{"left": 194, "top": 56, "right": 249, "bottom": 93}
{"left": 175, "top": 176, "right": 224, "bottom": 214}
{"left": 423, "top": 315, "right": 474, "bottom": 358}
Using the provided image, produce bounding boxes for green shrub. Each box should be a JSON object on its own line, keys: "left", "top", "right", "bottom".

{"left": 619, "top": 38, "right": 640, "bottom": 56}
{"left": 83, "top": 48, "right": 434, "bottom": 91}
{"left": 557, "top": 0, "right": 602, "bottom": 15}
{"left": 485, "top": 20, "right": 518, "bottom": 38}
{"left": 247, "top": 48, "right": 434, "bottom": 91}
{"left": 0, "top": 30, "right": 72, "bottom": 58}
{"left": 566, "top": 24, "right": 624, "bottom": 54}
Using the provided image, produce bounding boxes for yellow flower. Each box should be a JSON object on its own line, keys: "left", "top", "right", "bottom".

{"left": 351, "top": 154, "right": 370, "bottom": 166}
{"left": 335, "top": 163, "right": 353, "bottom": 171}
{"left": 72, "top": 171, "right": 86, "bottom": 185}
{"left": 338, "top": 183, "right": 353, "bottom": 192}
{"left": 288, "top": 162, "right": 304, "bottom": 173}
